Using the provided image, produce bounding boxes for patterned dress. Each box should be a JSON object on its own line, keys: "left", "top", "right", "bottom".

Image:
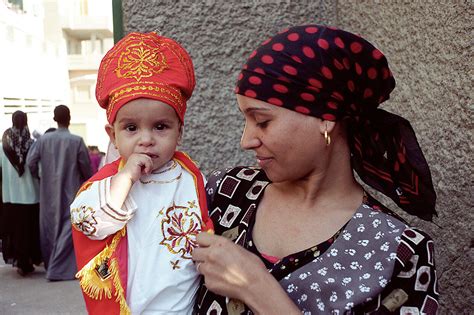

{"left": 194, "top": 167, "right": 439, "bottom": 315}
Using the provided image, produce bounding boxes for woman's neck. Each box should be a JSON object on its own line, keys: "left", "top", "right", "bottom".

{"left": 272, "top": 138, "right": 362, "bottom": 212}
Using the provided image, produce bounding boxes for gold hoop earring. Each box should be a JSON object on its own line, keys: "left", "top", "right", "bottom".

{"left": 324, "top": 130, "right": 331, "bottom": 146}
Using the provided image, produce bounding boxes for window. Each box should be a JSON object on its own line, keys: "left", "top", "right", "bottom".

{"left": 75, "top": 85, "right": 91, "bottom": 102}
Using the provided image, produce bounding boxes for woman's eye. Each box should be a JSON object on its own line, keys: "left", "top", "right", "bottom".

{"left": 125, "top": 125, "right": 137, "bottom": 132}
{"left": 256, "top": 120, "right": 269, "bottom": 128}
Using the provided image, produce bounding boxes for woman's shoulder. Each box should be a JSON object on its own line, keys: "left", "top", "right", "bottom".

{"left": 363, "top": 194, "right": 434, "bottom": 238}
{"left": 359, "top": 195, "right": 435, "bottom": 263}
{"left": 205, "top": 166, "right": 270, "bottom": 234}
{"left": 205, "top": 166, "right": 268, "bottom": 201}
{"left": 207, "top": 166, "right": 267, "bottom": 183}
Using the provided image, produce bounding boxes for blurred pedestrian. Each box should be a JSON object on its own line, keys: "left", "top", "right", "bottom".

{"left": 27, "top": 127, "right": 57, "bottom": 180}
{"left": 27, "top": 105, "right": 92, "bottom": 280}
{"left": 87, "top": 145, "right": 102, "bottom": 174}
{"left": 1, "top": 111, "right": 42, "bottom": 276}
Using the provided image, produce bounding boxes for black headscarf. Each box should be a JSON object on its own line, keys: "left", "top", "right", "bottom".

{"left": 2, "top": 111, "right": 34, "bottom": 176}
{"left": 236, "top": 25, "right": 436, "bottom": 221}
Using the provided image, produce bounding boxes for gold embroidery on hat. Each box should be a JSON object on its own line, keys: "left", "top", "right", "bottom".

{"left": 106, "top": 82, "right": 185, "bottom": 120}
{"left": 116, "top": 39, "right": 168, "bottom": 82}
{"left": 97, "top": 33, "right": 193, "bottom": 117}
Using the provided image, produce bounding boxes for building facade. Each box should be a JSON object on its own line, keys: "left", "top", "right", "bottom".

{"left": 0, "top": 0, "right": 113, "bottom": 151}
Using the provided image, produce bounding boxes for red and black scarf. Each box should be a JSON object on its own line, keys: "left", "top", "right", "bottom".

{"left": 236, "top": 25, "right": 436, "bottom": 221}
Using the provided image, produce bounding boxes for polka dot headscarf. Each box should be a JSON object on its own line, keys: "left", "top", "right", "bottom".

{"left": 236, "top": 25, "right": 437, "bottom": 220}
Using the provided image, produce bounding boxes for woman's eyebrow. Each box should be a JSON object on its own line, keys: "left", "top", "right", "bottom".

{"left": 242, "top": 107, "right": 271, "bottom": 114}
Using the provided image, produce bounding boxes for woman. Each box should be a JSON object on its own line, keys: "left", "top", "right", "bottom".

{"left": 193, "top": 25, "right": 438, "bottom": 314}
{"left": 1, "top": 111, "right": 41, "bottom": 275}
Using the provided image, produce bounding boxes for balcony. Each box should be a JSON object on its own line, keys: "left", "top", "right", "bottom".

{"left": 62, "top": 15, "right": 112, "bottom": 40}
{"left": 68, "top": 53, "right": 103, "bottom": 71}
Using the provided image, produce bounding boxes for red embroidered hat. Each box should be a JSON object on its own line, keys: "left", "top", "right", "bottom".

{"left": 96, "top": 32, "right": 195, "bottom": 124}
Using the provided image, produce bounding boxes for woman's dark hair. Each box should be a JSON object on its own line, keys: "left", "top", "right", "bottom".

{"left": 12, "top": 111, "right": 28, "bottom": 130}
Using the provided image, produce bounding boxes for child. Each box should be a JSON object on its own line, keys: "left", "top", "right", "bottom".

{"left": 70, "top": 32, "right": 213, "bottom": 315}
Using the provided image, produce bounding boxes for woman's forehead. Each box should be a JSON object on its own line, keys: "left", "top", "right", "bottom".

{"left": 237, "top": 94, "right": 314, "bottom": 124}
{"left": 237, "top": 95, "right": 274, "bottom": 112}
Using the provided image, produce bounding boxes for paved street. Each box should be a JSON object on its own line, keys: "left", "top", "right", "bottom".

{"left": 0, "top": 260, "right": 86, "bottom": 315}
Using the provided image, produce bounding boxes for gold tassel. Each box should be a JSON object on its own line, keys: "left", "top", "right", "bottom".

{"left": 78, "top": 267, "right": 112, "bottom": 300}
{"left": 76, "top": 227, "right": 129, "bottom": 314}
{"left": 76, "top": 246, "right": 114, "bottom": 300}
{"left": 109, "top": 259, "right": 131, "bottom": 315}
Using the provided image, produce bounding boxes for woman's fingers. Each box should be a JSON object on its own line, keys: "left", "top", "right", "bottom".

{"left": 192, "top": 246, "right": 206, "bottom": 262}
{"left": 195, "top": 261, "right": 203, "bottom": 274}
{"left": 196, "top": 230, "right": 221, "bottom": 246}
{"left": 193, "top": 233, "right": 221, "bottom": 261}
{"left": 192, "top": 235, "right": 268, "bottom": 301}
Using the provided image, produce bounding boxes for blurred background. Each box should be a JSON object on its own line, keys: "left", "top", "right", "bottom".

{"left": 0, "top": 0, "right": 113, "bottom": 152}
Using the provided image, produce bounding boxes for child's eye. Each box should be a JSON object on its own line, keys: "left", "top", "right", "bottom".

{"left": 155, "top": 124, "right": 168, "bottom": 130}
{"left": 125, "top": 124, "right": 137, "bottom": 132}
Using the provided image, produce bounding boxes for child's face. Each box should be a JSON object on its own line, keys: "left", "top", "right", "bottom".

{"left": 105, "top": 98, "right": 182, "bottom": 172}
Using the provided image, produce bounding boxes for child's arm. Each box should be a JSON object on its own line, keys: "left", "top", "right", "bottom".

{"left": 70, "top": 177, "right": 136, "bottom": 240}
{"left": 70, "top": 153, "right": 153, "bottom": 240}
{"left": 108, "top": 153, "right": 153, "bottom": 209}
{"left": 70, "top": 153, "right": 149, "bottom": 239}
{"left": 70, "top": 175, "right": 137, "bottom": 240}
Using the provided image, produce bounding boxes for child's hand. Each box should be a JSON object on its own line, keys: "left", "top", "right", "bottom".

{"left": 119, "top": 153, "right": 154, "bottom": 183}
{"left": 109, "top": 153, "right": 152, "bottom": 210}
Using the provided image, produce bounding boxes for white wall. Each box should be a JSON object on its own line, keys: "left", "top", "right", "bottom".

{"left": 0, "top": 0, "right": 69, "bottom": 134}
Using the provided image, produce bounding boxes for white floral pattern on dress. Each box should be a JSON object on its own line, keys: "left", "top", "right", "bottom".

{"left": 279, "top": 206, "right": 407, "bottom": 313}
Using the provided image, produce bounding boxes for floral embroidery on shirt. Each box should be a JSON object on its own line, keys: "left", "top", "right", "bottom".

{"left": 71, "top": 205, "right": 97, "bottom": 236}
{"left": 160, "top": 203, "right": 202, "bottom": 259}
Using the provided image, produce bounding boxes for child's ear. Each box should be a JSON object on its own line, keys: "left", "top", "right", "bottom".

{"left": 105, "top": 124, "right": 117, "bottom": 147}
{"left": 177, "top": 124, "right": 184, "bottom": 146}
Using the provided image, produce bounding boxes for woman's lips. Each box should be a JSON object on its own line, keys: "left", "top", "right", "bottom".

{"left": 256, "top": 156, "right": 272, "bottom": 167}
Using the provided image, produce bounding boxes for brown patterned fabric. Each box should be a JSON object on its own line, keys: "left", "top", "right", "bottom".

{"left": 195, "top": 167, "right": 438, "bottom": 314}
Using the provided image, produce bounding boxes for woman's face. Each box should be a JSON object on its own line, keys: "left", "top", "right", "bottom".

{"left": 237, "top": 95, "right": 327, "bottom": 183}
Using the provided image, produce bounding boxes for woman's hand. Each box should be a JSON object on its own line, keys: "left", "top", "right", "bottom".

{"left": 192, "top": 232, "right": 301, "bottom": 315}
{"left": 192, "top": 232, "right": 267, "bottom": 300}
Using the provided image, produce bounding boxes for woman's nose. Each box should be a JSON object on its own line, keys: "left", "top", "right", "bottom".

{"left": 240, "top": 124, "right": 260, "bottom": 150}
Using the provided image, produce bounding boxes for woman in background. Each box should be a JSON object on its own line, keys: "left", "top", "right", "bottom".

{"left": 0, "top": 111, "right": 41, "bottom": 275}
